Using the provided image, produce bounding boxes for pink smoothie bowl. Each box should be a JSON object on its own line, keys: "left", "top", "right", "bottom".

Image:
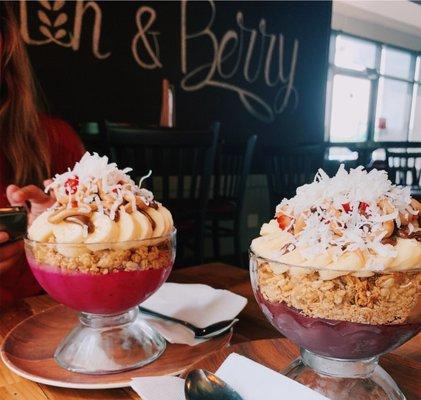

{"left": 24, "top": 231, "right": 176, "bottom": 314}
{"left": 249, "top": 251, "right": 420, "bottom": 360}
{"left": 254, "top": 289, "right": 420, "bottom": 360}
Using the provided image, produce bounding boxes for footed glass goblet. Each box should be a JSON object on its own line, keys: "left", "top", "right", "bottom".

{"left": 24, "top": 230, "right": 176, "bottom": 374}
{"left": 250, "top": 250, "right": 420, "bottom": 400}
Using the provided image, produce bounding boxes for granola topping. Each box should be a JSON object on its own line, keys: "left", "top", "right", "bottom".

{"left": 31, "top": 241, "right": 173, "bottom": 274}
{"left": 257, "top": 258, "right": 420, "bottom": 324}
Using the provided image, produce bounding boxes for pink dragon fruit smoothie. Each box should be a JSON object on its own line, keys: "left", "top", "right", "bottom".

{"left": 254, "top": 288, "right": 420, "bottom": 359}
{"left": 28, "top": 258, "right": 173, "bottom": 314}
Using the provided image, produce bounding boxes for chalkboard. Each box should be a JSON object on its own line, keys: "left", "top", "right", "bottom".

{"left": 19, "top": 0, "right": 331, "bottom": 145}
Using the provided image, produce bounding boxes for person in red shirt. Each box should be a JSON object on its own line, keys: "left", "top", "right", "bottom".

{"left": 0, "top": 3, "right": 84, "bottom": 307}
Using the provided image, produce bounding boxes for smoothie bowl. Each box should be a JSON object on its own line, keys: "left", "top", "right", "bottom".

{"left": 24, "top": 152, "right": 176, "bottom": 374}
{"left": 25, "top": 235, "right": 175, "bottom": 315}
{"left": 250, "top": 166, "right": 420, "bottom": 399}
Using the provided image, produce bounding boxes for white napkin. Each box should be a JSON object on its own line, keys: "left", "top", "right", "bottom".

{"left": 141, "top": 283, "right": 248, "bottom": 346}
{"left": 131, "top": 376, "right": 185, "bottom": 400}
{"left": 131, "top": 353, "right": 328, "bottom": 400}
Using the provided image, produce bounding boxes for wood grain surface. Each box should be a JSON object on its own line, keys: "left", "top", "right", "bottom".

{"left": 182, "top": 339, "right": 420, "bottom": 400}
{"left": 1, "top": 304, "right": 232, "bottom": 388}
{"left": 0, "top": 263, "right": 420, "bottom": 399}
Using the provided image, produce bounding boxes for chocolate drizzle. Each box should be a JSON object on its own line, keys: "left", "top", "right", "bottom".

{"left": 381, "top": 236, "right": 397, "bottom": 246}
{"left": 141, "top": 210, "right": 156, "bottom": 230}
{"left": 149, "top": 201, "right": 159, "bottom": 210}
{"left": 397, "top": 227, "right": 421, "bottom": 242}
{"left": 64, "top": 215, "right": 94, "bottom": 233}
{"left": 280, "top": 243, "right": 296, "bottom": 255}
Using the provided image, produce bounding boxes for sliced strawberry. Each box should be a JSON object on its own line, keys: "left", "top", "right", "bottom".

{"left": 65, "top": 176, "right": 79, "bottom": 194}
{"left": 358, "top": 202, "right": 369, "bottom": 213}
{"left": 342, "top": 202, "right": 352, "bottom": 213}
{"left": 277, "top": 214, "right": 292, "bottom": 230}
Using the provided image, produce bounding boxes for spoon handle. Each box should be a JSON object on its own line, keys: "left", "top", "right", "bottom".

{"left": 138, "top": 307, "right": 197, "bottom": 331}
{"left": 196, "top": 319, "right": 238, "bottom": 337}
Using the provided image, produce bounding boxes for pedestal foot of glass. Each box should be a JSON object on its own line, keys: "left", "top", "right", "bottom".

{"left": 54, "top": 307, "right": 166, "bottom": 374}
{"left": 283, "top": 348, "right": 406, "bottom": 400}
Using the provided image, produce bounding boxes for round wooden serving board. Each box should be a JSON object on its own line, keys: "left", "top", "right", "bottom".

{"left": 181, "top": 339, "right": 421, "bottom": 400}
{"left": 0, "top": 304, "right": 232, "bottom": 389}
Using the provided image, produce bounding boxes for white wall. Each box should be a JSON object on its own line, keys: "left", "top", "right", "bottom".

{"left": 333, "top": 1, "right": 421, "bottom": 50}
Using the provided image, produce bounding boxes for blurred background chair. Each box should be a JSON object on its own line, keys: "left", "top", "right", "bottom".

{"left": 106, "top": 122, "right": 220, "bottom": 266}
{"left": 77, "top": 121, "right": 110, "bottom": 156}
{"left": 265, "top": 143, "right": 326, "bottom": 213}
{"left": 386, "top": 148, "right": 421, "bottom": 198}
{"left": 206, "top": 135, "right": 257, "bottom": 267}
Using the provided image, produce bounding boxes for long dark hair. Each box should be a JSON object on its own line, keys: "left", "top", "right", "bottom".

{"left": 0, "top": 2, "right": 50, "bottom": 186}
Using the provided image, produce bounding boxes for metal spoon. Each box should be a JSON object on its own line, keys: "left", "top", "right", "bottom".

{"left": 139, "top": 306, "right": 238, "bottom": 338}
{"left": 185, "top": 369, "right": 244, "bottom": 400}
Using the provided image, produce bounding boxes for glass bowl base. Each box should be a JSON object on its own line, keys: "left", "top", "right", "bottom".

{"left": 54, "top": 307, "right": 166, "bottom": 374}
{"left": 284, "top": 349, "right": 406, "bottom": 400}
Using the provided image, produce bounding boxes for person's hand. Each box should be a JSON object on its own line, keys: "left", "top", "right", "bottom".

{"left": 6, "top": 184, "right": 55, "bottom": 225}
{"left": 0, "top": 183, "right": 54, "bottom": 275}
{"left": 0, "top": 232, "right": 24, "bottom": 275}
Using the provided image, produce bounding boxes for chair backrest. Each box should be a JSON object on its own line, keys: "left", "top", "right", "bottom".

{"left": 385, "top": 149, "right": 421, "bottom": 188}
{"left": 106, "top": 123, "right": 220, "bottom": 208}
{"left": 265, "top": 144, "right": 325, "bottom": 211}
{"left": 213, "top": 135, "right": 257, "bottom": 207}
{"left": 78, "top": 121, "right": 110, "bottom": 157}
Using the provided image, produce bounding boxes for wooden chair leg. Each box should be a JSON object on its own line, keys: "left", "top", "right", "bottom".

{"left": 212, "top": 219, "right": 220, "bottom": 260}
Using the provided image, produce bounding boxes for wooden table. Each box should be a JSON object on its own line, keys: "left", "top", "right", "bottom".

{"left": 0, "top": 263, "right": 419, "bottom": 399}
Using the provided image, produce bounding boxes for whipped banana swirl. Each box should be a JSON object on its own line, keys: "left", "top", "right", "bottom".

{"left": 251, "top": 165, "right": 421, "bottom": 273}
{"left": 28, "top": 153, "right": 174, "bottom": 250}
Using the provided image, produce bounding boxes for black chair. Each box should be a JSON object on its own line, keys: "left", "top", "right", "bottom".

{"left": 265, "top": 144, "right": 326, "bottom": 212}
{"left": 106, "top": 123, "right": 220, "bottom": 265}
{"left": 206, "top": 135, "right": 257, "bottom": 267}
{"left": 385, "top": 149, "right": 421, "bottom": 197}
{"left": 77, "top": 121, "right": 110, "bottom": 156}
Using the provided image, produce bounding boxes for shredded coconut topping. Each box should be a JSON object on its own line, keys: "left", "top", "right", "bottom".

{"left": 45, "top": 152, "right": 154, "bottom": 220}
{"left": 274, "top": 165, "right": 417, "bottom": 260}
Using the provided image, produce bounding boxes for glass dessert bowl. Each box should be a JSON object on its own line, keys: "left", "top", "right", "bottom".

{"left": 25, "top": 232, "right": 176, "bottom": 374}
{"left": 24, "top": 152, "right": 176, "bottom": 374}
{"left": 250, "top": 252, "right": 420, "bottom": 399}
{"left": 250, "top": 166, "right": 421, "bottom": 399}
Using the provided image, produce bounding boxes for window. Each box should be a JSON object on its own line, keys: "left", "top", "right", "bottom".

{"left": 326, "top": 32, "right": 421, "bottom": 143}
{"left": 330, "top": 75, "right": 370, "bottom": 142}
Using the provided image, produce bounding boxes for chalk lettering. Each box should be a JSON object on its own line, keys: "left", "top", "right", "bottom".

{"left": 181, "top": 0, "right": 217, "bottom": 91}
{"left": 180, "top": 0, "right": 299, "bottom": 123}
{"left": 19, "top": 0, "right": 110, "bottom": 59}
{"left": 132, "top": 6, "right": 162, "bottom": 70}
